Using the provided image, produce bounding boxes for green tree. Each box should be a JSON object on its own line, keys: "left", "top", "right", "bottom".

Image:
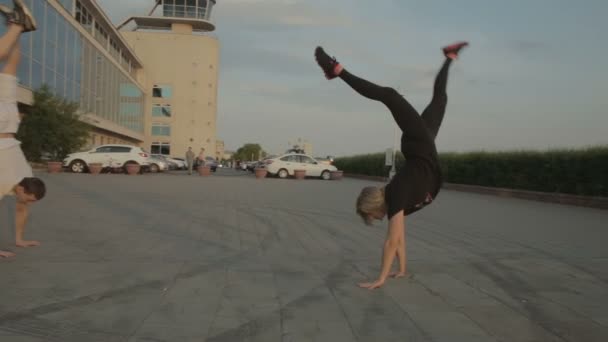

{"left": 17, "top": 85, "right": 90, "bottom": 162}
{"left": 234, "top": 143, "right": 265, "bottom": 161}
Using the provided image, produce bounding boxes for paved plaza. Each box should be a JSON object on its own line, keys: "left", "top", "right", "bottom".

{"left": 1, "top": 169, "right": 607, "bottom": 341}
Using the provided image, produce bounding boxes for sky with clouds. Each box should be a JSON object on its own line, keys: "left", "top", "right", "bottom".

{"left": 98, "top": 0, "right": 607, "bottom": 156}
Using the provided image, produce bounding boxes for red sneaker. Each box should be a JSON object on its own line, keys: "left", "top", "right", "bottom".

{"left": 443, "top": 41, "right": 469, "bottom": 59}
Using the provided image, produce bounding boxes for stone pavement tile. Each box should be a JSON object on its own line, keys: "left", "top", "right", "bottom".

{"left": 222, "top": 270, "right": 278, "bottom": 300}
{"left": 385, "top": 280, "right": 496, "bottom": 342}
{"left": 138, "top": 270, "right": 225, "bottom": 327}
{"left": 414, "top": 273, "right": 500, "bottom": 308}
{"left": 325, "top": 266, "right": 430, "bottom": 341}
{"left": 129, "top": 320, "right": 213, "bottom": 342}
{"left": 0, "top": 317, "right": 127, "bottom": 342}
{"left": 441, "top": 260, "right": 608, "bottom": 341}
{"left": 272, "top": 271, "right": 324, "bottom": 305}
{"left": 33, "top": 288, "right": 164, "bottom": 336}
{"left": 540, "top": 290, "right": 608, "bottom": 325}
{"left": 0, "top": 287, "right": 62, "bottom": 317}
{"left": 0, "top": 334, "right": 48, "bottom": 342}
{"left": 205, "top": 311, "right": 282, "bottom": 342}
{"left": 461, "top": 304, "right": 563, "bottom": 342}
{"left": 279, "top": 286, "right": 358, "bottom": 341}
{"left": 58, "top": 331, "right": 128, "bottom": 342}
{"left": 0, "top": 261, "right": 177, "bottom": 320}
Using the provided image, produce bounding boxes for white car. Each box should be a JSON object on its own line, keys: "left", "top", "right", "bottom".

{"left": 167, "top": 157, "right": 187, "bottom": 170}
{"left": 147, "top": 155, "right": 169, "bottom": 173}
{"left": 63, "top": 144, "right": 150, "bottom": 173}
{"left": 265, "top": 153, "right": 338, "bottom": 180}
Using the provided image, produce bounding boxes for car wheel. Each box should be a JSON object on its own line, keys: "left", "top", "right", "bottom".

{"left": 69, "top": 160, "right": 86, "bottom": 173}
{"left": 321, "top": 170, "right": 331, "bottom": 180}
{"left": 149, "top": 164, "right": 159, "bottom": 173}
{"left": 278, "top": 169, "right": 289, "bottom": 179}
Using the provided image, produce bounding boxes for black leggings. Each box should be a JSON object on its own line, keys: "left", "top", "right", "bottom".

{"left": 339, "top": 58, "right": 452, "bottom": 143}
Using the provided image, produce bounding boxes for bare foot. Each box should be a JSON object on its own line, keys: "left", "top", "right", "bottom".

{"left": 389, "top": 271, "right": 409, "bottom": 279}
{"left": 15, "top": 240, "right": 40, "bottom": 248}
{"left": 0, "top": 250, "right": 16, "bottom": 258}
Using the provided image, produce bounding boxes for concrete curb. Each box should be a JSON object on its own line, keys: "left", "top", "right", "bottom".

{"left": 344, "top": 173, "right": 608, "bottom": 210}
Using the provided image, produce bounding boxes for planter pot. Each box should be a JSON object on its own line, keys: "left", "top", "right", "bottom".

{"left": 254, "top": 168, "right": 268, "bottom": 179}
{"left": 125, "top": 163, "right": 141, "bottom": 175}
{"left": 294, "top": 169, "right": 306, "bottom": 180}
{"left": 198, "top": 165, "right": 211, "bottom": 176}
{"left": 88, "top": 163, "right": 102, "bottom": 175}
{"left": 47, "top": 161, "right": 63, "bottom": 173}
{"left": 330, "top": 170, "right": 344, "bottom": 180}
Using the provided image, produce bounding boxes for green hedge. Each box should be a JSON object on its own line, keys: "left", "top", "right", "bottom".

{"left": 334, "top": 146, "right": 608, "bottom": 197}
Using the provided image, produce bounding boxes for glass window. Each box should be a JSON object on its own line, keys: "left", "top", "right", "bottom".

{"left": 198, "top": 0, "right": 208, "bottom": 19}
{"left": 75, "top": 1, "right": 92, "bottom": 32}
{"left": 74, "top": 33, "right": 82, "bottom": 84}
{"left": 95, "top": 146, "right": 112, "bottom": 153}
{"left": 45, "top": 43, "right": 56, "bottom": 71}
{"left": 152, "top": 105, "right": 172, "bottom": 117}
{"left": 31, "top": 61, "right": 43, "bottom": 90}
{"left": 175, "top": 4, "right": 185, "bottom": 17}
{"left": 59, "top": 0, "right": 73, "bottom": 11}
{"left": 110, "top": 146, "right": 132, "bottom": 153}
{"left": 299, "top": 156, "right": 315, "bottom": 164}
{"left": 19, "top": 33, "right": 31, "bottom": 57}
{"left": 44, "top": 67, "right": 56, "bottom": 89}
{"left": 163, "top": 2, "right": 175, "bottom": 16}
{"left": 152, "top": 124, "right": 171, "bottom": 136}
{"left": 151, "top": 142, "right": 171, "bottom": 155}
{"left": 57, "top": 25, "right": 67, "bottom": 78}
{"left": 56, "top": 75, "right": 66, "bottom": 99}
{"left": 31, "top": 27, "right": 44, "bottom": 63}
{"left": 280, "top": 155, "right": 299, "bottom": 162}
{"left": 94, "top": 22, "right": 109, "bottom": 47}
{"left": 152, "top": 85, "right": 172, "bottom": 98}
{"left": 32, "top": 0, "right": 46, "bottom": 24}
{"left": 17, "top": 56, "right": 31, "bottom": 88}
{"left": 74, "top": 82, "right": 81, "bottom": 103}
{"left": 46, "top": 9, "right": 57, "bottom": 43}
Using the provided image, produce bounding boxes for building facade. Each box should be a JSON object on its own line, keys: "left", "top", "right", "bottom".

{"left": 0, "top": 0, "right": 146, "bottom": 148}
{"left": 1, "top": 0, "right": 220, "bottom": 159}
{"left": 215, "top": 139, "right": 224, "bottom": 160}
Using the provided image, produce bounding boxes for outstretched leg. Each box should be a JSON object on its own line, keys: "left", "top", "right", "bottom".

{"left": 0, "top": 24, "right": 22, "bottom": 60}
{"left": 315, "top": 47, "right": 431, "bottom": 144}
{"left": 421, "top": 42, "right": 468, "bottom": 140}
{"left": 1, "top": 40, "right": 20, "bottom": 76}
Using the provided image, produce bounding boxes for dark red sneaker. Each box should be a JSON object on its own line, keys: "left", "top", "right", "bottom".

{"left": 314, "top": 46, "right": 343, "bottom": 80}
{"left": 443, "top": 41, "right": 469, "bottom": 59}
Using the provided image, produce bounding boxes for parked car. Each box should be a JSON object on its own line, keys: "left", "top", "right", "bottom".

{"left": 315, "top": 156, "right": 335, "bottom": 165}
{"left": 150, "top": 154, "right": 179, "bottom": 170}
{"left": 193, "top": 156, "right": 218, "bottom": 172}
{"left": 147, "top": 155, "right": 169, "bottom": 173}
{"left": 63, "top": 144, "right": 150, "bottom": 173}
{"left": 265, "top": 153, "right": 338, "bottom": 180}
{"left": 168, "top": 157, "right": 187, "bottom": 170}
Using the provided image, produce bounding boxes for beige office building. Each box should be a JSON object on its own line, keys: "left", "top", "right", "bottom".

{"left": 119, "top": 0, "right": 219, "bottom": 158}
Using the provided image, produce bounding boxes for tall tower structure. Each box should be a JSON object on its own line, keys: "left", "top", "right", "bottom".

{"left": 118, "top": 0, "right": 219, "bottom": 157}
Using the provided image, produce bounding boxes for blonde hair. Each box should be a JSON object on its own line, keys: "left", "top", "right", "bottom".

{"left": 356, "top": 186, "right": 386, "bottom": 225}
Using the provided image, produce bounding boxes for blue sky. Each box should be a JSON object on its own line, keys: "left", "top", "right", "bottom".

{"left": 99, "top": 0, "right": 607, "bottom": 156}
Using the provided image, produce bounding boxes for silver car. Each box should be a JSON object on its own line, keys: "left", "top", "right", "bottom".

{"left": 147, "top": 156, "right": 168, "bottom": 173}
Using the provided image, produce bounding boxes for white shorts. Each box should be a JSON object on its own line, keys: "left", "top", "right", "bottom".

{"left": 0, "top": 143, "right": 33, "bottom": 200}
